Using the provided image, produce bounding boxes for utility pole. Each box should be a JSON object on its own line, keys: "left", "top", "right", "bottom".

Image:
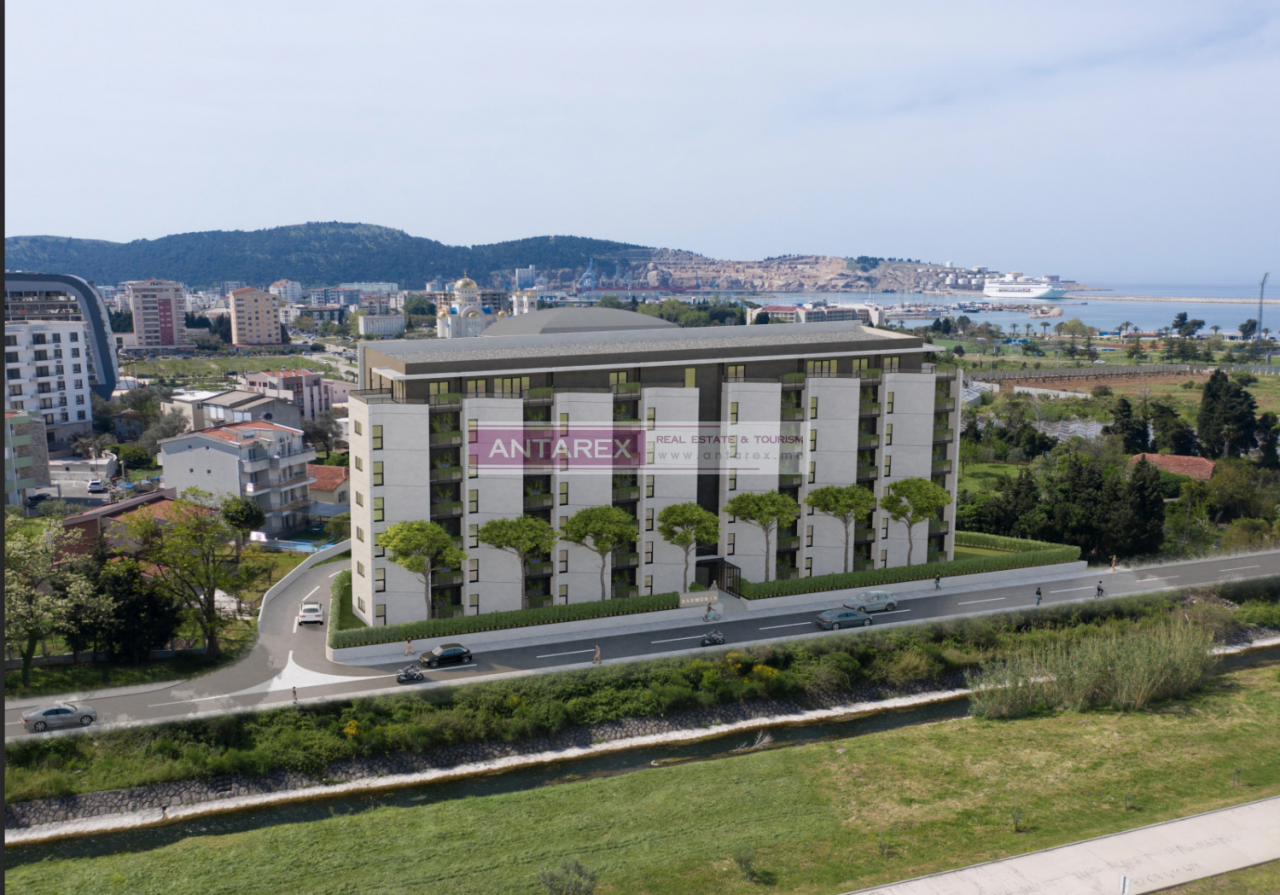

{"left": 1258, "top": 273, "right": 1270, "bottom": 362}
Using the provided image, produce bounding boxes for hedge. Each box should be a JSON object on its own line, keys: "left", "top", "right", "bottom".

{"left": 739, "top": 535, "right": 1080, "bottom": 599}
{"left": 328, "top": 591, "right": 681, "bottom": 649}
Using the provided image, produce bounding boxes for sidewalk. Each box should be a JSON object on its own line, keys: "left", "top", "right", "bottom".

{"left": 843, "top": 796, "right": 1280, "bottom": 895}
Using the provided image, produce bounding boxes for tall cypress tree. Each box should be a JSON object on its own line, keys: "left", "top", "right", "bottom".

{"left": 1257, "top": 412, "right": 1279, "bottom": 469}
{"left": 1197, "top": 370, "right": 1229, "bottom": 459}
{"left": 1127, "top": 457, "right": 1167, "bottom": 556}
{"left": 1097, "top": 473, "right": 1133, "bottom": 558}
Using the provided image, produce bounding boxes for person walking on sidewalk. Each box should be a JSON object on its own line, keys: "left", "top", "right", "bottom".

{"left": 292, "top": 686, "right": 298, "bottom": 704}
{"left": 1035, "top": 587, "right": 1042, "bottom": 607}
{"left": 592, "top": 644, "right": 601, "bottom": 665}
{"left": 934, "top": 574, "right": 942, "bottom": 590}
{"left": 404, "top": 637, "right": 415, "bottom": 656}
{"left": 1111, "top": 555, "right": 1117, "bottom": 573}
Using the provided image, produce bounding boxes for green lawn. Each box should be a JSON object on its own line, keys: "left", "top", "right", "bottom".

{"left": 9, "top": 660, "right": 1277, "bottom": 895}
{"left": 958, "top": 460, "right": 1026, "bottom": 494}
{"left": 1160, "top": 861, "right": 1280, "bottom": 895}
{"left": 954, "top": 544, "right": 1010, "bottom": 559}
{"left": 120, "top": 355, "right": 344, "bottom": 386}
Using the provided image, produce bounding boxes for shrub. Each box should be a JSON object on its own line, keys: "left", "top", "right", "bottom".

{"left": 1091, "top": 385, "right": 1113, "bottom": 397}
{"left": 1235, "top": 601, "right": 1280, "bottom": 628}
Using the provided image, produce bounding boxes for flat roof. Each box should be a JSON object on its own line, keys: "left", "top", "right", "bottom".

{"left": 365, "top": 320, "right": 919, "bottom": 376}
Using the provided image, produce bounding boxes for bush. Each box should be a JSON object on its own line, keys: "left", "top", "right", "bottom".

{"left": 329, "top": 592, "right": 681, "bottom": 649}
{"left": 1091, "top": 385, "right": 1113, "bottom": 397}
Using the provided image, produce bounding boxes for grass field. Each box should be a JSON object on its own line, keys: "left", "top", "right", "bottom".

{"left": 1009, "top": 370, "right": 1280, "bottom": 419}
{"left": 1159, "top": 861, "right": 1280, "bottom": 895}
{"left": 953, "top": 544, "right": 1010, "bottom": 559}
{"left": 120, "top": 355, "right": 345, "bottom": 384}
{"left": 958, "top": 460, "right": 1026, "bottom": 494}
{"left": 8, "top": 659, "right": 1276, "bottom": 895}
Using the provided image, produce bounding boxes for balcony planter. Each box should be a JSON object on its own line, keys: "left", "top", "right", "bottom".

{"left": 524, "top": 494, "right": 554, "bottom": 509}
{"left": 859, "top": 402, "right": 881, "bottom": 416}
{"left": 935, "top": 398, "right": 956, "bottom": 412}
{"left": 932, "top": 428, "right": 954, "bottom": 442}
{"left": 931, "top": 460, "right": 952, "bottom": 475}
{"left": 612, "top": 486, "right": 640, "bottom": 501}
{"left": 430, "top": 431, "right": 463, "bottom": 447}
{"left": 432, "top": 501, "right": 463, "bottom": 517}
{"left": 778, "top": 474, "right": 803, "bottom": 489}
{"left": 929, "top": 520, "right": 949, "bottom": 535}
{"left": 776, "top": 536, "right": 800, "bottom": 550}
{"left": 525, "top": 561, "right": 554, "bottom": 576}
{"left": 858, "top": 434, "right": 879, "bottom": 449}
{"left": 857, "top": 465, "right": 879, "bottom": 480}
{"left": 612, "top": 552, "right": 640, "bottom": 568}
{"left": 433, "top": 571, "right": 464, "bottom": 587}
{"left": 780, "top": 407, "right": 804, "bottom": 422}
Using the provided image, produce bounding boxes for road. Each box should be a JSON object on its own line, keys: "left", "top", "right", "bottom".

{"left": 6, "top": 551, "right": 1279, "bottom": 740}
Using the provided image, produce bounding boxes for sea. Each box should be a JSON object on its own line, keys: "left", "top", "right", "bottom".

{"left": 760, "top": 278, "right": 1276, "bottom": 336}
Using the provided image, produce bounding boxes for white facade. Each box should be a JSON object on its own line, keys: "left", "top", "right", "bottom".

{"left": 3, "top": 322, "right": 95, "bottom": 441}
{"left": 435, "top": 278, "right": 496, "bottom": 339}
{"left": 358, "top": 314, "right": 406, "bottom": 337}
{"left": 269, "top": 279, "right": 304, "bottom": 304}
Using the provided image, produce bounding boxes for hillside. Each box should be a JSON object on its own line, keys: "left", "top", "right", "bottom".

{"left": 4, "top": 223, "right": 648, "bottom": 290}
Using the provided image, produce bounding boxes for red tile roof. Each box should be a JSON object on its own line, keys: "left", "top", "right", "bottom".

{"left": 308, "top": 464, "right": 350, "bottom": 493}
{"left": 195, "top": 420, "right": 303, "bottom": 443}
{"left": 1128, "top": 453, "right": 1216, "bottom": 481}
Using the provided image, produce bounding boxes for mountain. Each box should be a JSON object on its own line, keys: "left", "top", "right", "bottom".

{"left": 3, "top": 222, "right": 648, "bottom": 290}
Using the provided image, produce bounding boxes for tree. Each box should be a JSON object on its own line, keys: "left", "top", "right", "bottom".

{"left": 1149, "top": 400, "right": 1198, "bottom": 455}
{"left": 562, "top": 506, "right": 640, "bottom": 600}
{"left": 301, "top": 409, "right": 343, "bottom": 456}
{"left": 723, "top": 491, "right": 801, "bottom": 582}
{"left": 477, "top": 516, "right": 558, "bottom": 610}
{"left": 120, "top": 488, "right": 244, "bottom": 660}
{"left": 138, "top": 408, "right": 191, "bottom": 455}
{"left": 1197, "top": 370, "right": 1257, "bottom": 459}
{"left": 1239, "top": 319, "right": 1258, "bottom": 341}
{"left": 656, "top": 503, "right": 720, "bottom": 591}
{"left": 596, "top": 295, "right": 623, "bottom": 309}
{"left": 1127, "top": 457, "right": 1167, "bottom": 556}
{"left": 294, "top": 314, "right": 316, "bottom": 333}
{"left": 1104, "top": 396, "right": 1149, "bottom": 454}
{"left": 4, "top": 519, "right": 95, "bottom": 686}
{"left": 1257, "top": 412, "right": 1279, "bottom": 469}
{"left": 325, "top": 511, "right": 352, "bottom": 543}
{"left": 803, "top": 484, "right": 876, "bottom": 573}
{"left": 754, "top": 310, "right": 771, "bottom": 325}
{"left": 377, "top": 520, "right": 467, "bottom": 619}
{"left": 880, "top": 478, "right": 951, "bottom": 566}
{"left": 101, "top": 559, "right": 183, "bottom": 665}
{"left": 221, "top": 496, "right": 266, "bottom": 561}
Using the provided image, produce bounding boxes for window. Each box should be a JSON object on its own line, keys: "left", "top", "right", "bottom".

{"left": 559, "top": 482, "right": 569, "bottom": 505}
{"left": 644, "top": 541, "right": 653, "bottom": 564}
{"left": 645, "top": 441, "right": 655, "bottom": 464}
{"left": 374, "top": 568, "right": 385, "bottom": 592}
{"left": 468, "top": 489, "right": 479, "bottom": 513}
{"left": 646, "top": 407, "right": 656, "bottom": 430}
{"left": 808, "top": 460, "right": 816, "bottom": 483}
{"left": 728, "top": 470, "right": 737, "bottom": 491}
{"left": 357, "top": 596, "right": 366, "bottom": 613}
{"left": 4, "top": 352, "right": 15, "bottom": 364}
{"left": 645, "top": 507, "right": 654, "bottom": 531}
{"left": 353, "top": 420, "right": 362, "bottom": 436}
{"left": 886, "top": 392, "right": 895, "bottom": 413}
{"left": 608, "top": 371, "right": 628, "bottom": 386}
{"left": 354, "top": 456, "right": 363, "bottom": 471}
{"left": 880, "top": 549, "right": 888, "bottom": 569}
{"left": 468, "top": 454, "right": 479, "bottom": 478}
{"left": 810, "top": 396, "right": 818, "bottom": 419}
{"left": 469, "top": 593, "right": 479, "bottom": 611}
{"left": 559, "top": 515, "right": 568, "bottom": 530}
{"left": 373, "top": 497, "right": 384, "bottom": 522}
{"left": 466, "top": 524, "right": 478, "bottom": 548}
{"left": 806, "top": 359, "right": 836, "bottom": 376}
{"left": 428, "top": 381, "right": 452, "bottom": 396}
{"left": 726, "top": 533, "right": 736, "bottom": 555}
{"left": 804, "top": 557, "right": 813, "bottom": 577}
{"left": 884, "top": 455, "right": 892, "bottom": 477}
{"left": 375, "top": 603, "right": 386, "bottom": 625}
{"left": 726, "top": 365, "right": 744, "bottom": 382}
{"left": 355, "top": 492, "right": 364, "bottom": 507}
{"left": 806, "top": 525, "right": 814, "bottom": 547}
{"left": 71, "top": 347, "right": 80, "bottom": 358}
{"left": 559, "top": 549, "right": 568, "bottom": 573}
{"left": 729, "top": 402, "right": 739, "bottom": 424}
{"left": 644, "top": 575, "right": 653, "bottom": 595}
{"left": 468, "top": 418, "right": 478, "bottom": 443}
{"left": 885, "top": 356, "right": 900, "bottom": 372}
{"left": 807, "top": 502, "right": 814, "bottom": 516}
{"left": 559, "top": 412, "right": 570, "bottom": 436}
{"left": 6, "top": 369, "right": 18, "bottom": 381}
{"left": 375, "top": 543, "right": 386, "bottom": 558}
{"left": 70, "top": 332, "right": 78, "bottom": 343}
{"left": 72, "top": 364, "right": 81, "bottom": 374}
{"left": 466, "top": 379, "right": 485, "bottom": 396}
{"left": 645, "top": 474, "right": 654, "bottom": 498}
{"left": 881, "top": 517, "right": 889, "bottom": 537}
{"left": 75, "top": 395, "right": 85, "bottom": 405}
{"left": 469, "top": 559, "right": 480, "bottom": 582}
{"left": 885, "top": 423, "right": 893, "bottom": 446}
{"left": 371, "top": 425, "right": 383, "bottom": 449}
{"left": 685, "top": 367, "right": 697, "bottom": 388}
{"left": 356, "top": 527, "right": 365, "bottom": 542}
{"left": 77, "top": 410, "right": 86, "bottom": 421}
{"left": 372, "top": 461, "right": 383, "bottom": 485}
{"left": 495, "top": 376, "right": 529, "bottom": 397}
{"left": 357, "top": 561, "right": 365, "bottom": 577}
{"left": 729, "top": 436, "right": 738, "bottom": 458}
{"left": 809, "top": 428, "right": 817, "bottom": 451}
{"left": 558, "top": 584, "right": 569, "bottom": 603}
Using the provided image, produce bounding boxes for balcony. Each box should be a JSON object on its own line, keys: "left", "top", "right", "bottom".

{"left": 859, "top": 402, "right": 881, "bottom": 416}
{"left": 929, "top": 520, "right": 950, "bottom": 535}
{"left": 268, "top": 497, "right": 311, "bottom": 514}
{"left": 526, "top": 560, "right": 554, "bottom": 577}
{"left": 931, "top": 460, "right": 952, "bottom": 475}
{"left": 780, "top": 407, "right": 804, "bottom": 422}
{"left": 933, "top": 428, "right": 954, "bottom": 443}
{"left": 853, "top": 530, "right": 876, "bottom": 544}
{"left": 612, "top": 486, "right": 640, "bottom": 502}
{"left": 611, "top": 551, "right": 639, "bottom": 569}
{"left": 776, "top": 535, "right": 800, "bottom": 551}
{"left": 935, "top": 398, "right": 956, "bottom": 413}
{"left": 854, "top": 559, "right": 876, "bottom": 572}
{"left": 610, "top": 586, "right": 639, "bottom": 600}
{"left": 524, "top": 387, "right": 555, "bottom": 405}
{"left": 928, "top": 551, "right": 947, "bottom": 564}
{"left": 431, "top": 466, "right": 464, "bottom": 483}
{"left": 244, "top": 472, "right": 313, "bottom": 494}
{"left": 433, "top": 571, "right": 464, "bottom": 588}
{"left": 857, "top": 464, "right": 879, "bottom": 481}
{"left": 612, "top": 382, "right": 641, "bottom": 400}
{"left": 269, "top": 448, "right": 317, "bottom": 468}
{"left": 858, "top": 433, "right": 879, "bottom": 449}
{"left": 432, "top": 500, "right": 463, "bottom": 518}
{"left": 524, "top": 493, "right": 555, "bottom": 509}
{"left": 427, "top": 392, "right": 462, "bottom": 409}
{"left": 776, "top": 567, "right": 799, "bottom": 581}
{"left": 430, "top": 430, "right": 463, "bottom": 447}
{"left": 778, "top": 473, "right": 803, "bottom": 489}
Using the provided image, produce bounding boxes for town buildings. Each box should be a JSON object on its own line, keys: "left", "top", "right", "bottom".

{"left": 747, "top": 302, "right": 872, "bottom": 325}
{"left": 229, "top": 287, "right": 284, "bottom": 347}
{"left": 242, "top": 369, "right": 330, "bottom": 421}
{"left": 157, "top": 420, "right": 316, "bottom": 536}
{"left": 160, "top": 389, "right": 302, "bottom": 432}
{"left": 4, "top": 409, "right": 50, "bottom": 506}
{"left": 435, "top": 277, "right": 498, "bottom": 339}
{"left": 123, "top": 278, "right": 190, "bottom": 350}
{"left": 348, "top": 309, "right": 959, "bottom": 626}
{"left": 5, "top": 272, "right": 120, "bottom": 446}
{"left": 269, "top": 279, "right": 304, "bottom": 304}
{"left": 358, "top": 313, "right": 406, "bottom": 338}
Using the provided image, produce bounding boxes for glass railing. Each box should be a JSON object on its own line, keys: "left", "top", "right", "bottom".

{"left": 776, "top": 535, "right": 801, "bottom": 550}
{"left": 857, "top": 464, "right": 879, "bottom": 480}
{"left": 931, "top": 460, "right": 952, "bottom": 475}
{"left": 612, "top": 552, "right": 640, "bottom": 567}
{"left": 932, "top": 428, "right": 954, "bottom": 442}
{"left": 611, "top": 586, "right": 639, "bottom": 600}
{"left": 525, "top": 561, "right": 554, "bottom": 576}
{"left": 779, "top": 474, "right": 803, "bottom": 489}
{"left": 858, "top": 433, "right": 879, "bottom": 449}
{"left": 612, "top": 486, "right": 640, "bottom": 501}
{"left": 429, "top": 431, "right": 463, "bottom": 447}
{"left": 929, "top": 520, "right": 949, "bottom": 535}
{"left": 431, "top": 501, "right": 463, "bottom": 517}
{"left": 433, "top": 571, "right": 464, "bottom": 587}
{"left": 859, "top": 402, "right": 881, "bottom": 416}
{"left": 524, "top": 493, "right": 555, "bottom": 509}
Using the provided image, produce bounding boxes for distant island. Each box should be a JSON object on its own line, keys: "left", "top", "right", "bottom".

{"left": 4, "top": 221, "right": 993, "bottom": 294}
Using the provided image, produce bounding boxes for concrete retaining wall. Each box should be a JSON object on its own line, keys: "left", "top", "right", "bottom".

{"left": 258, "top": 539, "right": 351, "bottom": 625}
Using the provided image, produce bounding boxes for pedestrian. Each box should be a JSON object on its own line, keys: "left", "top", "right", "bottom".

{"left": 404, "top": 637, "right": 414, "bottom": 656}
{"left": 1110, "top": 555, "right": 1117, "bottom": 573}
{"left": 1035, "top": 587, "right": 1042, "bottom": 607}
{"left": 292, "top": 686, "right": 297, "bottom": 704}
{"left": 934, "top": 574, "right": 941, "bottom": 590}
{"left": 592, "top": 644, "right": 601, "bottom": 665}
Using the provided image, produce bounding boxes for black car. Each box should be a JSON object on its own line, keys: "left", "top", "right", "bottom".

{"left": 26, "top": 493, "right": 51, "bottom": 508}
{"left": 419, "top": 643, "right": 473, "bottom": 668}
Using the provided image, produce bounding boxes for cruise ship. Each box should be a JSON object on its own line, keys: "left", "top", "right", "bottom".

{"left": 983, "top": 272, "right": 1069, "bottom": 301}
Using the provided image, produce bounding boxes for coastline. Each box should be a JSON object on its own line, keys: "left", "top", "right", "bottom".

{"left": 1063, "top": 293, "right": 1280, "bottom": 305}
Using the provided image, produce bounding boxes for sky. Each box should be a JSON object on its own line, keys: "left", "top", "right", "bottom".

{"left": 5, "top": 1, "right": 1279, "bottom": 281}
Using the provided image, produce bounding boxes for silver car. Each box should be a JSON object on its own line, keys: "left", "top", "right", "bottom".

{"left": 843, "top": 590, "right": 899, "bottom": 613}
{"left": 22, "top": 702, "right": 97, "bottom": 732}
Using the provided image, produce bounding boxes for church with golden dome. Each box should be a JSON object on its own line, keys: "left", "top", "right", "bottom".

{"left": 435, "top": 275, "right": 498, "bottom": 339}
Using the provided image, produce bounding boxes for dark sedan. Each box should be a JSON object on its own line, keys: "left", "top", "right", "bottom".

{"left": 419, "top": 643, "right": 473, "bottom": 668}
{"left": 814, "top": 609, "right": 872, "bottom": 631}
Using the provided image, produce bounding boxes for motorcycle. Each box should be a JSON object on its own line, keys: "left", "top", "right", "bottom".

{"left": 700, "top": 630, "right": 725, "bottom": 647}
{"left": 396, "top": 665, "right": 425, "bottom": 684}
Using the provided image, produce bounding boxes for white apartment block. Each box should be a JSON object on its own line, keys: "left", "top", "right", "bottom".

{"left": 229, "top": 288, "right": 284, "bottom": 347}
{"left": 124, "top": 278, "right": 190, "bottom": 349}
{"left": 269, "top": 279, "right": 304, "bottom": 304}
{"left": 157, "top": 420, "right": 317, "bottom": 536}
{"left": 346, "top": 309, "right": 959, "bottom": 627}
{"left": 357, "top": 314, "right": 406, "bottom": 338}
{"left": 242, "top": 369, "right": 331, "bottom": 421}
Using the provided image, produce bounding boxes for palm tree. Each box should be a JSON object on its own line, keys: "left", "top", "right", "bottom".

{"left": 1211, "top": 324, "right": 1221, "bottom": 337}
{"left": 1118, "top": 321, "right": 1133, "bottom": 340}
{"left": 1040, "top": 321, "right": 1050, "bottom": 339}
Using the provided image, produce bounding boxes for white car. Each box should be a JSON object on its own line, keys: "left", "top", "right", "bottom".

{"left": 87, "top": 479, "right": 106, "bottom": 493}
{"left": 298, "top": 602, "right": 324, "bottom": 625}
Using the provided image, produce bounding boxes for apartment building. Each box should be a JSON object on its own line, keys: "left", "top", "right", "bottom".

{"left": 124, "top": 278, "right": 190, "bottom": 350}
{"left": 157, "top": 420, "right": 317, "bottom": 536}
{"left": 160, "top": 389, "right": 302, "bottom": 432}
{"left": 4, "top": 409, "right": 50, "bottom": 506}
{"left": 229, "top": 287, "right": 284, "bottom": 347}
{"left": 348, "top": 309, "right": 959, "bottom": 626}
{"left": 358, "top": 314, "right": 406, "bottom": 338}
{"left": 269, "top": 279, "right": 304, "bottom": 304}
{"left": 243, "top": 369, "right": 330, "bottom": 421}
